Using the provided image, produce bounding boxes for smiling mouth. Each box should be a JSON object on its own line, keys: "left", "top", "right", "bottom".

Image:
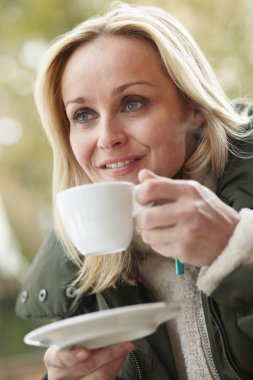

{"left": 104, "top": 159, "right": 135, "bottom": 169}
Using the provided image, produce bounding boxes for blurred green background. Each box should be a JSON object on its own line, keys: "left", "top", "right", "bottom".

{"left": 0, "top": 0, "right": 252, "bottom": 378}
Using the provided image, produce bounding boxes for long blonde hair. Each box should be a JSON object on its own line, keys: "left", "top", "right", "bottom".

{"left": 34, "top": 1, "right": 249, "bottom": 293}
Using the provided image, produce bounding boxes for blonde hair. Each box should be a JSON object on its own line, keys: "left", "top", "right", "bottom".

{"left": 34, "top": 1, "right": 249, "bottom": 293}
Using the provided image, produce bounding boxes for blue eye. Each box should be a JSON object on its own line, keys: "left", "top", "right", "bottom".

{"left": 73, "top": 110, "right": 94, "bottom": 123}
{"left": 124, "top": 97, "right": 146, "bottom": 112}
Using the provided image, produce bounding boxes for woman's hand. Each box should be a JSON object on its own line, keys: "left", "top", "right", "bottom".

{"left": 135, "top": 169, "right": 240, "bottom": 267}
{"left": 44, "top": 342, "right": 134, "bottom": 380}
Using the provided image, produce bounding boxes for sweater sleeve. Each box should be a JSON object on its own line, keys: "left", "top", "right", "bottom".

{"left": 197, "top": 114, "right": 253, "bottom": 295}
{"left": 197, "top": 208, "right": 253, "bottom": 295}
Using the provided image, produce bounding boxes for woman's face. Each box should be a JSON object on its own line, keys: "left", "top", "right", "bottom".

{"left": 62, "top": 35, "right": 202, "bottom": 184}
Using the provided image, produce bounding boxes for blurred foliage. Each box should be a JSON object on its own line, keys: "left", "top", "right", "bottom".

{"left": 0, "top": 294, "right": 46, "bottom": 357}
{"left": 0, "top": 0, "right": 252, "bottom": 360}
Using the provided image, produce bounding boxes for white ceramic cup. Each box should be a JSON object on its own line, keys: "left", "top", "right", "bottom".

{"left": 56, "top": 181, "right": 147, "bottom": 256}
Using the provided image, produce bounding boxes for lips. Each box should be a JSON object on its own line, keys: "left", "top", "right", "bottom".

{"left": 98, "top": 155, "right": 142, "bottom": 169}
{"left": 104, "top": 159, "right": 135, "bottom": 169}
{"left": 97, "top": 156, "right": 143, "bottom": 176}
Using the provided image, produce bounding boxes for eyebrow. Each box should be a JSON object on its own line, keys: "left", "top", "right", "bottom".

{"left": 64, "top": 81, "right": 155, "bottom": 108}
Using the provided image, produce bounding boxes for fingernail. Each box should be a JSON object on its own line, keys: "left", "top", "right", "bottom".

{"left": 121, "top": 343, "right": 135, "bottom": 355}
{"left": 75, "top": 350, "right": 88, "bottom": 360}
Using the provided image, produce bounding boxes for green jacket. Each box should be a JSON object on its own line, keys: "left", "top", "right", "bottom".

{"left": 16, "top": 126, "right": 253, "bottom": 380}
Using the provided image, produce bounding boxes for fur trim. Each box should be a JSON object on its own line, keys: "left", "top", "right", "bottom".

{"left": 197, "top": 208, "right": 253, "bottom": 295}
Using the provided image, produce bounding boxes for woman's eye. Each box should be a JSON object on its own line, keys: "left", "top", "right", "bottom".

{"left": 72, "top": 110, "right": 94, "bottom": 123}
{"left": 124, "top": 98, "right": 146, "bottom": 112}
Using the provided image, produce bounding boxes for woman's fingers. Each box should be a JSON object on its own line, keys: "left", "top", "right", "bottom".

{"left": 44, "top": 345, "right": 91, "bottom": 379}
{"left": 137, "top": 173, "right": 205, "bottom": 207}
{"left": 80, "top": 355, "right": 130, "bottom": 380}
{"left": 45, "top": 345, "right": 91, "bottom": 368}
{"left": 44, "top": 342, "right": 134, "bottom": 380}
{"left": 135, "top": 169, "right": 239, "bottom": 266}
{"left": 77, "top": 342, "right": 134, "bottom": 375}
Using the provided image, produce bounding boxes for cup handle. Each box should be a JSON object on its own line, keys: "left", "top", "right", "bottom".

{"left": 132, "top": 184, "right": 152, "bottom": 217}
{"left": 132, "top": 185, "right": 185, "bottom": 275}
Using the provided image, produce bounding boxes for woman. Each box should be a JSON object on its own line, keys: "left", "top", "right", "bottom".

{"left": 16, "top": 2, "right": 253, "bottom": 379}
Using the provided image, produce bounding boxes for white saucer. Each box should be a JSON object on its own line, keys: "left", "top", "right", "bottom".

{"left": 24, "top": 302, "right": 180, "bottom": 350}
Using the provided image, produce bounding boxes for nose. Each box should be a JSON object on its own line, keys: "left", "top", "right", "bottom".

{"left": 96, "top": 117, "right": 127, "bottom": 150}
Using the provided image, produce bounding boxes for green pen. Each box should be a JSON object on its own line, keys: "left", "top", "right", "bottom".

{"left": 175, "top": 259, "right": 184, "bottom": 275}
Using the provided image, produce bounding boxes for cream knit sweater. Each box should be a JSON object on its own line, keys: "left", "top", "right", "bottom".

{"left": 140, "top": 208, "right": 253, "bottom": 380}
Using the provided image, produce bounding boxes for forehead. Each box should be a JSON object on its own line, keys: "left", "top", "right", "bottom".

{"left": 62, "top": 34, "right": 166, "bottom": 81}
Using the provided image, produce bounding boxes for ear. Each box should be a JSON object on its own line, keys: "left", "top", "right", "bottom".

{"left": 189, "top": 108, "right": 205, "bottom": 129}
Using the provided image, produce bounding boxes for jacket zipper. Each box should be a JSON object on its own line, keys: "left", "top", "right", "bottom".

{"left": 100, "top": 294, "right": 144, "bottom": 380}
{"left": 101, "top": 293, "right": 110, "bottom": 309}
{"left": 196, "top": 291, "right": 221, "bottom": 379}
{"left": 130, "top": 351, "right": 143, "bottom": 380}
{"left": 207, "top": 297, "right": 243, "bottom": 380}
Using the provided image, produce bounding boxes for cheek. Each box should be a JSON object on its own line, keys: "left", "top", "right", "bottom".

{"left": 145, "top": 122, "right": 188, "bottom": 171}
{"left": 69, "top": 132, "right": 90, "bottom": 168}
{"left": 141, "top": 109, "right": 183, "bottom": 145}
{"left": 142, "top": 123, "right": 179, "bottom": 149}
